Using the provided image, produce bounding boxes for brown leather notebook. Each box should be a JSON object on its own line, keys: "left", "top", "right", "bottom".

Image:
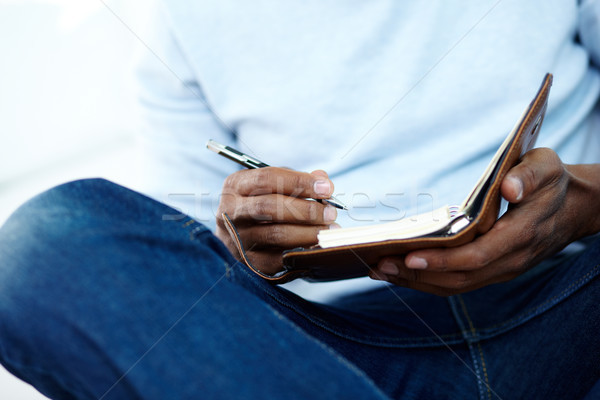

{"left": 223, "top": 74, "right": 553, "bottom": 284}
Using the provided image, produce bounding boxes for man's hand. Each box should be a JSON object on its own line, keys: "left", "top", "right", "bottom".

{"left": 216, "top": 167, "right": 339, "bottom": 274}
{"left": 370, "top": 148, "right": 600, "bottom": 296}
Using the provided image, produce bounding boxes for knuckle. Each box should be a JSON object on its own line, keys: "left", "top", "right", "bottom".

{"left": 289, "top": 173, "right": 307, "bottom": 196}
{"left": 450, "top": 273, "right": 471, "bottom": 290}
{"left": 525, "top": 148, "right": 565, "bottom": 187}
{"left": 264, "top": 225, "right": 286, "bottom": 245}
{"left": 471, "top": 248, "right": 491, "bottom": 269}
{"left": 538, "top": 147, "right": 560, "bottom": 165}
{"left": 252, "top": 169, "right": 272, "bottom": 191}
{"left": 519, "top": 223, "right": 537, "bottom": 243}
{"left": 281, "top": 197, "right": 304, "bottom": 221}
{"left": 222, "top": 174, "right": 234, "bottom": 189}
{"left": 218, "top": 192, "right": 235, "bottom": 211}
{"left": 306, "top": 202, "right": 321, "bottom": 222}
{"left": 435, "top": 254, "right": 450, "bottom": 272}
{"left": 217, "top": 199, "right": 236, "bottom": 222}
{"left": 540, "top": 149, "right": 564, "bottom": 181}
{"left": 223, "top": 172, "right": 241, "bottom": 190}
{"left": 250, "top": 198, "right": 273, "bottom": 221}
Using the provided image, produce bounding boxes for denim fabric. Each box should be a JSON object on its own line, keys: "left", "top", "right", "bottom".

{"left": 0, "top": 179, "right": 598, "bottom": 400}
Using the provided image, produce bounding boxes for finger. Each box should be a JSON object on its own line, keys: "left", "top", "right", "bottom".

{"left": 311, "top": 169, "right": 329, "bottom": 179}
{"left": 374, "top": 257, "right": 475, "bottom": 289}
{"left": 501, "top": 148, "right": 564, "bottom": 204}
{"left": 372, "top": 256, "right": 522, "bottom": 295}
{"left": 370, "top": 273, "right": 465, "bottom": 296}
{"left": 215, "top": 223, "right": 309, "bottom": 275}
{"left": 398, "top": 216, "right": 529, "bottom": 273}
{"left": 226, "top": 194, "right": 337, "bottom": 224}
{"left": 245, "top": 249, "right": 285, "bottom": 275}
{"left": 225, "top": 167, "right": 334, "bottom": 199}
{"left": 370, "top": 271, "right": 516, "bottom": 296}
{"left": 377, "top": 261, "right": 477, "bottom": 292}
{"left": 240, "top": 223, "right": 331, "bottom": 249}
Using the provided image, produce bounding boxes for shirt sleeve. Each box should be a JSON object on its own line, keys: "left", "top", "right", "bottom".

{"left": 133, "top": 2, "right": 238, "bottom": 230}
{"left": 579, "top": 0, "right": 600, "bottom": 67}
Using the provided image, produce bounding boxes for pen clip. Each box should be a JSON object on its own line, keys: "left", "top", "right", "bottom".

{"left": 207, "top": 140, "right": 269, "bottom": 169}
{"left": 236, "top": 153, "right": 269, "bottom": 169}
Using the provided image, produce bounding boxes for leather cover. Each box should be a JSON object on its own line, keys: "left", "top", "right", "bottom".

{"left": 224, "top": 74, "right": 553, "bottom": 284}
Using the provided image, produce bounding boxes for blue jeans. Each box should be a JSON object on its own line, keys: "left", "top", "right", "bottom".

{"left": 0, "top": 179, "right": 598, "bottom": 399}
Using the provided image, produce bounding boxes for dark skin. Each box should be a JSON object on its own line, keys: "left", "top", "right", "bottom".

{"left": 216, "top": 148, "right": 600, "bottom": 295}
{"left": 216, "top": 168, "right": 338, "bottom": 275}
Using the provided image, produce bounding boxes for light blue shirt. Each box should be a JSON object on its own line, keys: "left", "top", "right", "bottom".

{"left": 134, "top": 0, "right": 600, "bottom": 301}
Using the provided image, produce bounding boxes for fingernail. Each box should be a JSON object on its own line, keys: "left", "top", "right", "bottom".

{"left": 507, "top": 176, "right": 523, "bottom": 201}
{"left": 380, "top": 261, "right": 399, "bottom": 275}
{"left": 314, "top": 180, "right": 331, "bottom": 196}
{"left": 328, "top": 222, "right": 342, "bottom": 229}
{"left": 406, "top": 256, "right": 428, "bottom": 269}
{"left": 323, "top": 206, "right": 337, "bottom": 222}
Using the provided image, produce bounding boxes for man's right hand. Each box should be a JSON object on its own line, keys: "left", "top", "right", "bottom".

{"left": 215, "top": 167, "right": 339, "bottom": 274}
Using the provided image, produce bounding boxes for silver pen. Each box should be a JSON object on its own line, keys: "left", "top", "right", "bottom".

{"left": 207, "top": 140, "right": 348, "bottom": 210}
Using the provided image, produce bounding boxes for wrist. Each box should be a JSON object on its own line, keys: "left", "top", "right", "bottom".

{"left": 565, "top": 163, "right": 600, "bottom": 239}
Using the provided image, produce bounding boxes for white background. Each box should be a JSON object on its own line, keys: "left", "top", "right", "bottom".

{"left": 0, "top": 0, "right": 148, "bottom": 398}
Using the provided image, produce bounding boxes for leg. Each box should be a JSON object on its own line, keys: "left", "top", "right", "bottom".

{"left": 0, "top": 179, "right": 388, "bottom": 400}
{"left": 453, "top": 236, "right": 600, "bottom": 399}
{"left": 4, "top": 179, "right": 595, "bottom": 399}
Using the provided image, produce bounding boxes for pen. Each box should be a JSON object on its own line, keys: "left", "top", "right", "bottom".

{"left": 206, "top": 139, "right": 348, "bottom": 210}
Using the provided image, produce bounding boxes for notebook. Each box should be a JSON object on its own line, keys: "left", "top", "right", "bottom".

{"left": 222, "top": 74, "right": 553, "bottom": 283}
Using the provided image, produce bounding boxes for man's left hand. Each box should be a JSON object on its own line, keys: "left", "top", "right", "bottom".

{"left": 371, "top": 148, "right": 600, "bottom": 296}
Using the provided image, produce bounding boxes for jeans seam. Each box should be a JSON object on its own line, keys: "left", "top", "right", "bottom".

{"left": 456, "top": 295, "right": 492, "bottom": 400}
{"left": 181, "top": 219, "right": 239, "bottom": 276}
{"left": 236, "top": 262, "right": 466, "bottom": 347}
{"left": 199, "top": 249, "right": 390, "bottom": 398}
{"left": 181, "top": 218, "right": 208, "bottom": 242}
{"left": 267, "top": 307, "right": 392, "bottom": 400}
{"left": 477, "top": 263, "right": 600, "bottom": 337}
{"left": 447, "top": 296, "right": 484, "bottom": 400}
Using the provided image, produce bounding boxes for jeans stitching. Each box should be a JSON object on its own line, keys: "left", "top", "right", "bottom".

{"left": 477, "top": 263, "right": 600, "bottom": 337}
{"left": 457, "top": 295, "right": 492, "bottom": 400}
{"left": 181, "top": 219, "right": 195, "bottom": 228}
{"left": 180, "top": 219, "right": 238, "bottom": 282}
{"left": 267, "top": 308, "right": 392, "bottom": 400}
{"left": 225, "top": 261, "right": 233, "bottom": 279}
{"left": 236, "top": 261, "right": 466, "bottom": 347}
{"left": 476, "top": 342, "right": 491, "bottom": 400}
{"left": 218, "top": 224, "right": 599, "bottom": 347}
{"left": 448, "top": 296, "right": 484, "bottom": 398}
{"left": 179, "top": 218, "right": 207, "bottom": 242}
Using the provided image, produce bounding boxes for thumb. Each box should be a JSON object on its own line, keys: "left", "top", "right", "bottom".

{"left": 501, "top": 148, "right": 563, "bottom": 204}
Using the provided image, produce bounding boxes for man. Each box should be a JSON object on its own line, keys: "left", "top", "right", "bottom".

{"left": 1, "top": 1, "right": 599, "bottom": 398}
